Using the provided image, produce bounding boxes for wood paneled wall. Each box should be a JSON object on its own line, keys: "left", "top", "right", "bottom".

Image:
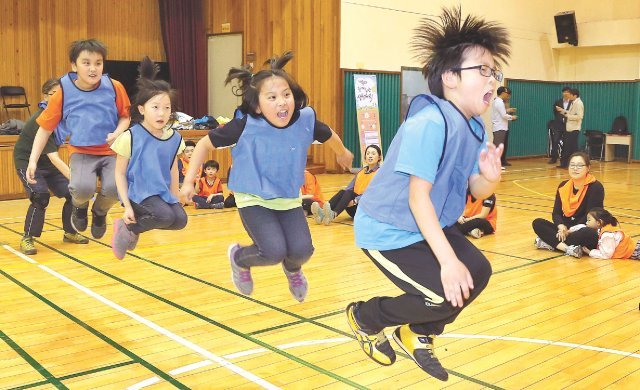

{"left": 0, "top": 132, "right": 229, "bottom": 201}
{"left": 203, "top": 0, "right": 343, "bottom": 172}
{"left": 0, "top": 0, "right": 164, "bottom": 123}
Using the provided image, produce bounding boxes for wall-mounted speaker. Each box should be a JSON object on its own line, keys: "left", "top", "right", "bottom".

{"left": 554, "top": 11, "right": 578, "bottom": 46}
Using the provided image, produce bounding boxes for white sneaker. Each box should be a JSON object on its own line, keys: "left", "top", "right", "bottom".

{"left": 310, "top": 202, "right": 324, "bottom": 225}
{"left": 469, "top": 228, "right": 483, "bottom": 239}
{"left": 534, "top": 236, "right": 554, "bottom": 251}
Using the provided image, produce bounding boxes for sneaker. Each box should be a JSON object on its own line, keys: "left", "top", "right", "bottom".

{"left": 228, "top": 243, "right": 253, "bottom": 295}
{"left": 127, "top": 231, "right": 140, "bottom": 251}
{"left": 63, "top": 232, "right": 89, "bottom": 244}
{"left": 310, "top": 202, "right": 324, "bottom": 225}
{"left": 321, "top": 202, "right": 335, "bottom": 225}
{"left": 534, "top": 236, "right": 555, "bottom": 251}
{"left": 111, "top": 219, "right": 137, "bottom": 260}
{"left": 20, "top": 236, "right": 37, "bottom": 255}
{"left": 501, "top": 166, "right": 506, "bottom": 171}
{"left": 393, "top": 325, "right": 448, "bottom": 381}
{"left": 565, "top": 245, "right": 582, "bottom": 258}
{"left": 345, "top": 302, "right": 396, "bottom": 366}
{"left": 71, "top": 206, "right": 88, "bottom": 232}
{"left": 469, "top": 228, "right": 483, "bottom": 239}
{"left": 282, "top": 264, "right": 308, "bottom": 302}
{"left": 91, "top": 212, "right": 107, "bottom": 239}
{"left": 212, "top": 202, "right": 224, "bottom": 209}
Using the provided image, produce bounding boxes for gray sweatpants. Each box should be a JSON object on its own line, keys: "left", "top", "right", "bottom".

{"left": 69, "top": 153, "right": 118, "bottom": 216}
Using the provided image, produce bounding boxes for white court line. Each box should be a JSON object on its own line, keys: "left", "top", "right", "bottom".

{"left": 129, "top": 338, "right": 351, "bottom": 389}
{"left": 131, "top": 331, "right": 640, "bottom": 389}
{"left": 440, "top": 333, "right": 640, "bottom": 359}
{"left": 1, "top": 244, "right": 280, "bottom": 390}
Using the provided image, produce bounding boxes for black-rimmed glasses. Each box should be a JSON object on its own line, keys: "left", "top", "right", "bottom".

{"left": 451, "top": 65, "right": 503, "bottom": 82}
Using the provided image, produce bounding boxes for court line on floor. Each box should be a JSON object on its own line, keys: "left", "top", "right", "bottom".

{"left": 1, "top": 244, "right": 281, "bottom": 390}
{"left": 0, "top": 224, "right": 366, "bottom": 390}
{"left": 0, "top": 268, "right": 187, "bottom": 389}
{"left": 23, "top": 225, "right": 502, "bottom": 389}
{"left": 0, "top": 330, "right": 65, "bottom": 389}
{"left": 132, "top": 328, "right": 640, "bottom": 389}
{"left": 128, "top": 338, "right": 352, "bottom": 389}
{"left": 12, "top": 361, "right": 137, "bottom": 390}
{"left": 439, "top": 333, "right": 640, "bottom": 359}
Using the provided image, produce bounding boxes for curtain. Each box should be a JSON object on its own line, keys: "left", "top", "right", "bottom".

{"left": 158, "top": 0, "right": 207, "bottom": 117}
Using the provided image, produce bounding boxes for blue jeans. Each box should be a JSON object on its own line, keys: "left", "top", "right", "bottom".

{"left": 236, "top": 206, "right": 314, "bottom": 272}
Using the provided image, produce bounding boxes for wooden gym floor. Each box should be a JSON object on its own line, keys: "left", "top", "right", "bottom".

{"left": 1, "top": 157, "right": 639, "bottom": 389}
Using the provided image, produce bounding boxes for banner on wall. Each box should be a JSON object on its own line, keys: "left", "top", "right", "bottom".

{"left": 353, "top": 74, "right": 382, "bottom": 159}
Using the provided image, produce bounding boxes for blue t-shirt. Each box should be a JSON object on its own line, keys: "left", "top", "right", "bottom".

{"left": 355, "top": 95, "right": 484, "bottom": 250}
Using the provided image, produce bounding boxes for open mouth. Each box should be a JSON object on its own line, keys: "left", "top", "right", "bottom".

{"left": 483, "top": 91, "right": 493, "bottom": 105}
{"left": 276, "top": 110, "right": 288, "bottom": 119}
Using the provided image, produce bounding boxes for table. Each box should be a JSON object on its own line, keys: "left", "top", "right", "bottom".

{"left": 604, "top": 134, "right": 633, "bottom": 163}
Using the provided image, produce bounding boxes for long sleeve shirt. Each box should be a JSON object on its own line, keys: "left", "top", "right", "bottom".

{"left": 491, "top": 97, "right": 513, "bottom": 132}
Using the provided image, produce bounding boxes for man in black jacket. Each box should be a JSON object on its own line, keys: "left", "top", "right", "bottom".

{"left": 549, "top": 86, "right": 572, "bottom": 164}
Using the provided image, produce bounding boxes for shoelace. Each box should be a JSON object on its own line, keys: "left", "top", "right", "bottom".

{"left": 238, "top": 269, "right": 252, "bottom": 282}
{"left": 287, "top": 272, "right": 305, "bottom": 287}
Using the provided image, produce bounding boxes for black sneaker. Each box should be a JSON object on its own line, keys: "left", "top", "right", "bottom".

{"left": 71, "top": 206, "right": 88, "bottom": 232}
{"left": 91, "top": 212, "right": 107, "bottom": 239}
{"left": 346, "top": 302, "right": 396, "bottom": 366}
{"left": 393, "top": 325, "right": 448, "bottom": 381}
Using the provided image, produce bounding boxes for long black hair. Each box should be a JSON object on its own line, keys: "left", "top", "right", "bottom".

{"left": 225, "top": 51, "right": 308, "bottom": 116}
{"left": 412, "top": 6, "right": 511, "bottom": 98}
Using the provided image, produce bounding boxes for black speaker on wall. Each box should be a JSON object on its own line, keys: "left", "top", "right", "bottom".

{"left": 554, "top": 11, "right": 578, "bottom": 46}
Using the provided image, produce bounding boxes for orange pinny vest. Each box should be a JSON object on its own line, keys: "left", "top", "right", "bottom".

{"left": 599, "top": 224, "right": 635, "bottom": 259}
{"left": 301, "top": 171, "right": 324, "bottom": 206}
{"left": 180, "top": 157, "right": 202, "bottom": 181}
{"left": 353, "top": 166, "right": 379, "bottom": 195}
{"left": 463, "top": 194, "right": 497, "bottom": 231}
{"left": 197, "top": 177, "right": 222, "bottom": 197}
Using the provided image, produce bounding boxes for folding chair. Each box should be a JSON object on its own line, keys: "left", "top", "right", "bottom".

{"left": 1, "top": 86, "right": 31, "bottom": 119}
{"left": 584, "top": 130, "right": 604, "bottom": 161}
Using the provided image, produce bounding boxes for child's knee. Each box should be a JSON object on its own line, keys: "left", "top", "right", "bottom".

{"left": 68, "top": 182, "right": 97, "bottom": 203}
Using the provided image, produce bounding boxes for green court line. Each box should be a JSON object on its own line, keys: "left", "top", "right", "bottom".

{"left": 33, "top": 218, "right": 549, "bottom": 389}
{"left": 0, "top": 330, "right": 66, "bottom": 389}
{"left": 9, "top": 360, "right": 136, "bottom": 390}
{"left": 4, "top": 224, "right": 366, "bottom": 390}
{"left": 248, "top": 311, "right": 343, "bottom": 336}
{"left": 0, "top": 267, "right": 187, "bottom": 389}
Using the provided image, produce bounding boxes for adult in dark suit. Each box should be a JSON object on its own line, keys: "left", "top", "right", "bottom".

{"left": 549, "top": 86, "right": 572, "bottom": 164}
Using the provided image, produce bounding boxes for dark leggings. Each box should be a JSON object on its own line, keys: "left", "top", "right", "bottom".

{"left": 328, "top": 189, "right": 358, "bottom": 217}
{"left": 236, "top": 205, "right": 314, "bottom": 272}
{"left": 192, "top": 194, "right": 224, "bottom": 208}
{"left": 532, "top": 218, "right": 598, "bottom": 249}
{"left": 456, "top": 218, "right": 494, "bottom": 235}
{"left": 128, "top": 196, "right": 188, "bottom": 235}
{"left": 356, "top": 226, "right": 492, "bottom": 335}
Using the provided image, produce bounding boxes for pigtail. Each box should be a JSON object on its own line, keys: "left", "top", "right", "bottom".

{"left": 138, "top": 56, "right": 160, "bottom": 81}
{"left": 130, "top": 56, "right": 176, "bottom": 123}
{"left": 264, "top": 51, "right": 294, "bottom": 70}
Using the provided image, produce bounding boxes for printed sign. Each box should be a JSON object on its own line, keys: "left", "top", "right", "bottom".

{"left": 354, "top": 74, "right": 382, "bottom": 159}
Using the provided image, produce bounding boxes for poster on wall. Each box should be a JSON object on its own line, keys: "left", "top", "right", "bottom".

{"left": 354, "top": 74, "right": 382, "bottom": 158}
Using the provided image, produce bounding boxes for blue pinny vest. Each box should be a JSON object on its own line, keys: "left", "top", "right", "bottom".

{"left": 228, "top": 107, "right": 315, "bottom": 199}
{"left": 126, "top": 124, "right": 182, "bottom": 204}
{"left": 56, "top": 73, "right": 118, "bottom": 146}
{"left": 358, "top": 94, "right": 485, "bottom": 231}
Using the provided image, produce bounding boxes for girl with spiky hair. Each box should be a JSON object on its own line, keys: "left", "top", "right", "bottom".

{"left": 180, "top": 51, "right": 353, "bottom": 302}
{"left": 110, "top": 57, "right": 188, "bottom": 260}
{"left": 346, "top": 6, "right": 510, "bottom": 381}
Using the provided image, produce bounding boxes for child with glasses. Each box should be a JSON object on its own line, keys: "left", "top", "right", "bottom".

{"left": 345, "top": 6, "right": 508, "bottom": 381}
{"left": 532, "top": 151, "right": 604, "bottom": 257}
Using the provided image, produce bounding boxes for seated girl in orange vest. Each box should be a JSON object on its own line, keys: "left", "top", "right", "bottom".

{"left": 456, "top": 191, "right": 497, "bottom": 238}
{"left": 301, "top": 170, "right": 324, "bottom": 216}
{"left": 583, "top": 207, "right": 640, "bottom": 259}
{"left": 192, "top": 160, "right": 224, "bottom": 209}
{"left": 311, "top": 144, "right": 381, "bottom": 225}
